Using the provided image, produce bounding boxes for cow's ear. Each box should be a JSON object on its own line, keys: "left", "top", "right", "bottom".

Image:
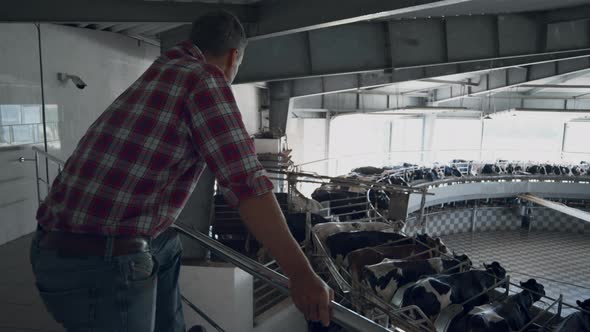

{"left": 577, "top": 300, "right": 583, "bottom": 307}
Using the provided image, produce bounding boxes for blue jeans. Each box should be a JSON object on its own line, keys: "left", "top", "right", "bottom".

{"left": 30, "top": 228, "right": 185, "bottom": 332}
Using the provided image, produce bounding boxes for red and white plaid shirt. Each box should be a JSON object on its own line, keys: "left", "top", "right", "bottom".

{"left": 37, "top": 41, "right": 274, "bottom": 237}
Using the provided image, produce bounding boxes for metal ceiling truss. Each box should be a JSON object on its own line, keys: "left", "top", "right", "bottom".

{"left": 0, "top": 0, "right": 257, "bottom": 24}
{"left": 292, "top": 56, "right": 590, "bottom": 115}
{"left": 230, "top": 7, "right": 590, "bottom": 84}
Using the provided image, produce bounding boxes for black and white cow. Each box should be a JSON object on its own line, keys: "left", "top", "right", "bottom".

{"left": 556, "top": 299, "right": 590, "bottom": 332}
{"left": 325, "top": 231, "right": 407, "bottom": 264}
{"left": 311, "top": 186, "right": 367, "bottom": 220}
{"left": 362, "top": 254, "right": 472, "bottom": 303}
{"left": 482, "top": 164, "right": 503, "bottom": 175}
{"left": 368, "top": 189, "right": 390, "bottom": 210}
{"left": 449, "top": 278, "right": 545, "bottom": 332}
{"left": 352, "top": 166, "right": 385, "bottom": 175}
{"left": 312, "top": 221, "right": 396, "bottom": 245}
{"left": 285, "top": 213, "right": 330, "bottom": 243}
{"left": 401, "top": 262, "right": 507, "bottom": 317}
{"left": 444, "top": 166, "right": 461, "bottom": 177}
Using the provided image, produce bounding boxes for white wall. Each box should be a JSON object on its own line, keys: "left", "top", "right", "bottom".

{"left": 0, "top": 23, "right": 160, "bottom": 245}
{"left": 39, "top": 24, "right": 160, "bottom": 160}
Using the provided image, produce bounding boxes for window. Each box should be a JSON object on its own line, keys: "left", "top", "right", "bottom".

{"left": 390, "top": 118, "right": 423, "bottom": 163}
{"left": 329, "top": 114, "right": 391, "bottom": 173}
{"left": 433, "top": 118, "right": 482, "bottom": 162}
{"left": 563, "top": 120, "right": 590, "bottom": 162}
{"left": 482, "top": 114, "right": 564, "bottom": 162}
{"left": 0, "top": 104, "right": 59, "bottom": 147}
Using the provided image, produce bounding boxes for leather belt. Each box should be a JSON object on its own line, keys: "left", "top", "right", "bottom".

{"left": 38, "top": 231, "right": 150, "bottom": 257}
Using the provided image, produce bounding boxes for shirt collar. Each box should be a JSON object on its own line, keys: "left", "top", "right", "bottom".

{"left": 163, "top": 40, "right": 206, "bottom": 62}
{"left": 183, "top": 40, "right": 206, "bottom": 60}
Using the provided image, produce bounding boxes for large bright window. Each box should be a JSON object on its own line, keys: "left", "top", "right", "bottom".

{"left": 0, "top": 104, "right": 59, "bottom": 147}
{"left": 482, "top": 114, "right": 564, "bottom": 162}
{"left": 329, "top": 114, "right": 392, "bottom": 174}
{"left": 390, "top": 118, "right": 423, "bottom": 163}
{"left": 563, "top": 120, "right": 590, "bottom": 162}
{"left": 432, "top": 118, "right": 482, "bottom": 162}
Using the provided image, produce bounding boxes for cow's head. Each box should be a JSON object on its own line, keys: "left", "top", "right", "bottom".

{"left": 577, "top": 299, "right": 590, "bottom": 311}
{"left": 483, "top": 261, "right": 506, "bottom": 280}
{"left": 416, "top": 234, "right": 450, "bottom": 254}
{"left": 453, "top": 253, "right": 473, "bottom": 270}
{"left": 520, "top": 279, "right": 545, "bottom": 301}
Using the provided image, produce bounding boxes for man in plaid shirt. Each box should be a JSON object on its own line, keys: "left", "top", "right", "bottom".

{"left": 31, "top": 11, "right": 332, "bottom": 331}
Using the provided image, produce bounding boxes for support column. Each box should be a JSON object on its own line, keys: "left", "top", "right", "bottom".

{"left": 268, "top": 81, "right": 293, "bottom": 135}
{"left": 421, "top": 114, "right": 437, "bottom": 162}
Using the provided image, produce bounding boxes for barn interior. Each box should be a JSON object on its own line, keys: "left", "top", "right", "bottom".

{"left": 1, "top": 1, "right": 590, "bottom": 332}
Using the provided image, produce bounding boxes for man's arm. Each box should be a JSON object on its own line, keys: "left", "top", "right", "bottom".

{"left": 239, "top": 192, "right": 333, "bottom": 325}
{"left": 186, "top": 67, "right": 333, "bottom": 326}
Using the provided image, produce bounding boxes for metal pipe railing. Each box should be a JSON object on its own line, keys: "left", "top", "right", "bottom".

{"left": 172, "top": 223, "right": 391, "bottom": 332}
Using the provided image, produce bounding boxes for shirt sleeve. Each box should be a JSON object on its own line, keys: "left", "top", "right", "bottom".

{"left": 186, "top": 66, "right": 274, "bottom": 208}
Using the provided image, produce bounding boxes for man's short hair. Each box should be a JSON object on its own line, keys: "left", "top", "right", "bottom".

{"left": 190, "top": 11, "right": 248, "bottom": 57}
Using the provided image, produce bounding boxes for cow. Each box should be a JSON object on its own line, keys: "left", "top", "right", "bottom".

{"left": 324, "top": 231, "right": 407, "bottom": 264}
{"left": 352, "top": 166, "right": 385, "bottom": 175}
{"left": 368, "top": 189, "right": 390, "bottom": 210}
{"left": 482, "top": 164, "right": 497, "bottom": 175}
{"left": 448, "top": 278, "right": 545, "bottom": 332}
{"left": 285, "top": 213, "right": 330, "bottom": 243}
{"left": 289, "top": 186, "right": 323, "bottom": 214}
{"left": 444, "top": 166, "right": 462, "bottom": 177}
{"left": 556, "top": 299, "right": 590, "bottom": 332}
{"left": 362, "top": 254, "right": 472, "bottom": 303}
{"left": 311, "top": 186, "right": 368, "bottom": 220}
{"left": 312, "top": 221, "right": 396, "bottom": 245}
{"left": 346, "top": 234, "right": 451, "bottom": 282}
{"left": 401, "top": 261, "right": 507, "bottom": 317}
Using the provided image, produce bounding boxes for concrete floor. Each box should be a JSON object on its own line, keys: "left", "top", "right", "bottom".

{"left": 0, "top": 233, "right": 63, "bottom": 332}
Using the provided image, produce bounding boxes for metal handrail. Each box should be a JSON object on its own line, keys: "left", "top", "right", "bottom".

{"left": 32, "top": 145, "right": 65, "bottom": 166}
{"left": 172, "top": 223, "right": 392, "bottom": 332}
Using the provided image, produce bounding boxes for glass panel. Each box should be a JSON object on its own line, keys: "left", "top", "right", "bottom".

{"left": 12, "top": 124, "right": 34, "bottom": 144}
{"left": 0, "top": 126, "right": 11, "bottom": 144}
{"left": 0, "top": 105, "right": 22, "bottom": 125}
{"left": 21, "top": 105, "right": 41, "bottom": 124}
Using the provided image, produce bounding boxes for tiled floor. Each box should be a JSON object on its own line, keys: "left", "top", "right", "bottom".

{"left": 442, "top": 230, "right": 590, "bottom": 316}
{"left": 0, "top": 233, "right": 63, "bottom": 332}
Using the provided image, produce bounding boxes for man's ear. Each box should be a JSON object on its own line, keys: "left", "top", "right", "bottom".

{"left": 226, "top": 48, "right": 239, "bottom": 68}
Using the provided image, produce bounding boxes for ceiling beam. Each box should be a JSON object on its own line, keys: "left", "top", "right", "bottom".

{"left": 228, "top": 10, "right": 590, "bottom": 84}
{"left": 0, "top": 0, "right": 256, "bottom": 23}
{"left": 520, "top": 70, "right": 590, "bottom": 95}
{"left": 431, "top": 56, "right": 590, "bottom": 104}
{"left": 420, "top": 79, "right": 479, "bottom": 86}
{"left": 291, "top": 56, "right": 590, "bottom": 115}
{"left": 250, "top": 0, "right": 473, "bottom": 40}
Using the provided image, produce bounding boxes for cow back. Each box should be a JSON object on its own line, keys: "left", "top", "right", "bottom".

{"left": 556, "top": 311, "right": 590, "bottom": 332}
{"left": 325, "top": 231, "right": 407, "bottom": 262}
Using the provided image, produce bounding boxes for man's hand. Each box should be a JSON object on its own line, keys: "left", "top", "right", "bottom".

{"left": 238, "top": 192, "right": 334, "bottom": 326}
{"left": 289, "top": 271, "right": 334, "bottom": 326}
